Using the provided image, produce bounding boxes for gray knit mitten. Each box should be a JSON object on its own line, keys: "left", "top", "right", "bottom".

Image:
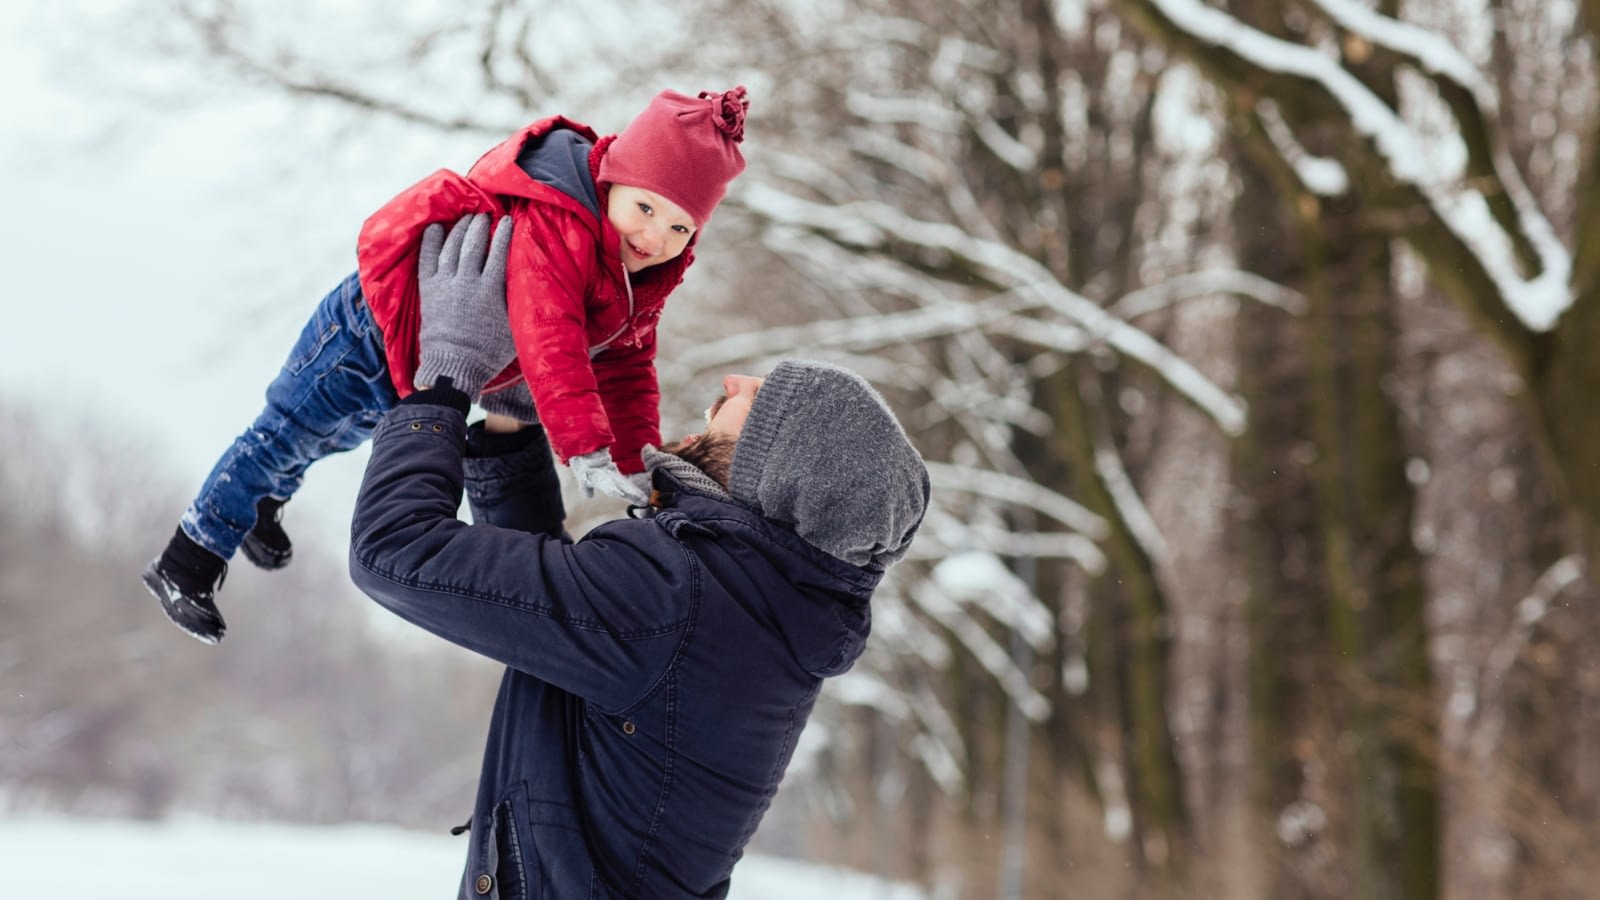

{"left": 571, "top": 448, "right": 649, "bottom": 504}
{"left": 415, "top": 213, "right": 516, "bottom": 398}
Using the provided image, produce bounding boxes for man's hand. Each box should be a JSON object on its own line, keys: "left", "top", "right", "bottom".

{"left": 570, "top": 449, "right": 650, "bottom": 504}
{"left": 414, "top": 213, "right": 516, "bottom": 399}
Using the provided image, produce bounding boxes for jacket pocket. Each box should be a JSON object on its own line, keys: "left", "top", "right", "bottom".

{"left": 525, "top": 797, "right": 594, "bottom": 896}
{"left": 473, "top": 784, "right": 535, "bottom": 900}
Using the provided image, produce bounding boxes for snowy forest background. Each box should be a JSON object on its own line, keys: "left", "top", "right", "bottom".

{"left": 5, "top": 0, "right": 1600, "bottom": 898}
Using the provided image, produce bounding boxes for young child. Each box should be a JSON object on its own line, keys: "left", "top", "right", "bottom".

{"left": 143, "top": 86, "right": 749, "bottom": 644}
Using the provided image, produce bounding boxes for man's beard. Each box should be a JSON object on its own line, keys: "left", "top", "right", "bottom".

{"left": 659, "top": 431, "right": 738, "bottom": 491}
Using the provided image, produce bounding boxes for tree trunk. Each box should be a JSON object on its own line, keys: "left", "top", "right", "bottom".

{"left": 1229, "top": 98, "right": 1438, "bottom": 900}
{"left": 1031, "top": 363, "right": 1191, "bottom": 886}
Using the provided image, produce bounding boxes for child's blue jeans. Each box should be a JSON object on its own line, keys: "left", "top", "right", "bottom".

{"left": 181, "top": 273, "right": 397, "bottom": 560}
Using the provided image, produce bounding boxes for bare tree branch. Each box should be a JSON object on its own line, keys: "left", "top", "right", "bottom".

{"left": 177, "top": 2, "right": 507, "bottom": 133}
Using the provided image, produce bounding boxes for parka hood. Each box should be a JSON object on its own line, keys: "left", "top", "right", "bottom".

{"left": 650, "top": 468, "right": 873, "bottom": 679}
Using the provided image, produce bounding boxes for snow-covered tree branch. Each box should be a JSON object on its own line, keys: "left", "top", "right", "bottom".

{"left": 1112, "top": 0, "right": 1600, "bottom": 539}
{"left": 1114, "top": 0, "right": 1570, "bottom": 342}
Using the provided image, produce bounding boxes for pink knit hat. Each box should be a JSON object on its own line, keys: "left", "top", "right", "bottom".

{"left": 598, "top": 86, "right": 749, "bottom": 227}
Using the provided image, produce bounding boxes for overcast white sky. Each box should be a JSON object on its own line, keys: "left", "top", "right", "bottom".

{"left": 1, "top": 1, "right": 726, "bottom": 561}
{"left": 0, "top": 0, "right": 467, "bottom": 559}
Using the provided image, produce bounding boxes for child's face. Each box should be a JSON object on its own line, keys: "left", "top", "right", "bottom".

{"left": 607, "top": 185, "right": 697, "bottom": 273}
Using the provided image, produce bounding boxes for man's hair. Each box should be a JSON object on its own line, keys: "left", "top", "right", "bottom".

{"left": 671, "top": 432, "right": 738, "bottom": 490}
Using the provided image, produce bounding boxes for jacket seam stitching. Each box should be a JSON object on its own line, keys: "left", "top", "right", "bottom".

{"left": 614, "top": 538, "right": 702, "bottom": 714}
{"left": 630, "top": 672, "right": 680, "bottom": 894}
{"left": 624, "top": 541, "right": 698, "bottom": 893}
{"left": 505, "top": 793, "right": 528, "bottom": 897}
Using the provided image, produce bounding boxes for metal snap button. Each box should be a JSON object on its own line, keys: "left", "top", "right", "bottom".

{"left": 433, "top": 424, "right": 443, "bottom": 432}
{"left": 622, "top": 720, "right": 636, "bottom": 735}
{"left": 475, "top": 873, "right": 493, "bottom": 895}
{"left": 410, "top": 422, "right": 421, "bottom": 430}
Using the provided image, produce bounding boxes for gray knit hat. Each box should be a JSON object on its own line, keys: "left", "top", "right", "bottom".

{"left": 729, "top": 360, "right": 930, "bottom": 570}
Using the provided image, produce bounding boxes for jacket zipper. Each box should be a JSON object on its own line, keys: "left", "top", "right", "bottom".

{"left": 588, "top": 261, "right": 636, "bottom": 359}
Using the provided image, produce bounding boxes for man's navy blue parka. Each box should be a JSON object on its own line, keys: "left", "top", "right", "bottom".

{"left": 349, "top": 398, "right": 876, "bottom": 899}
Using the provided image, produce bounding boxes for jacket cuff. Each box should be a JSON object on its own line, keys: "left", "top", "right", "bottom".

{"left": 466, "top": 421, "right": 549, "bottom": 458}
{"left": 463, "top": 425, "right": 566, "bottom": 536}
{"left": 399, "top": 378, "right": 472, "bottom": 417}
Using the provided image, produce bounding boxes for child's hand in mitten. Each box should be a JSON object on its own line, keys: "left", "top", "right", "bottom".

{"left": 570, "top": 449, "right": 650, "bottom": 505}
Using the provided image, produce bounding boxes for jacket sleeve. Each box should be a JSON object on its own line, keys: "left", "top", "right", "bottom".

{"left": 349, "top": 402, "right": 691, "bottom": 714}
{"left": 504, "top": 203, "right": 614, "bottom": 464}
{"left": 592, "top": 332, "right": 662, "bottom": 475}
{"left": 462, "top": 422, "right": 566, "bottom": 538}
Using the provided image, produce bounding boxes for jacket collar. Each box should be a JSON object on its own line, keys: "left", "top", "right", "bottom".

{"left": 648, "top": 468, "right": 880, "bottom": 596}
{"left": 646, "top": 465, "right": 877, "bottom": 678}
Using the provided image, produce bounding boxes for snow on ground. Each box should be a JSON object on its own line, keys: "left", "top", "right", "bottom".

{"left": 0, "top": 817, "right": 924, "bottom": 900}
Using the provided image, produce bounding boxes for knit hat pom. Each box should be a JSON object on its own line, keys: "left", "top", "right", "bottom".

{"left": 702, "top": 86, "right": 749, "bottom": 143}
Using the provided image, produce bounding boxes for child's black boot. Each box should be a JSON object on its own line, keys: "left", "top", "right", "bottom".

{"left": 241, "top": 496, "right": 293, "bottom": 571}
{"left": 142, "top": 527, "right": 228, "bottom": 644}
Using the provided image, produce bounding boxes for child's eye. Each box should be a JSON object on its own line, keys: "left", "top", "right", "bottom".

{"left": 672, "top": 224, "right": 690, "bottom": 234}
{"left": 638, "top": 202, "right": 653, "bottom": 215}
